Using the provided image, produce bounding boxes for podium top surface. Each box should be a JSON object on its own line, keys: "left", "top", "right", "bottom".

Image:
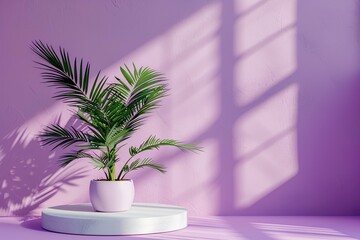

{"left": 41, "top": 203, "right": 188, "bottom": 235}
{"left": 43, "top": 203, "right": 186, "bottom": 218}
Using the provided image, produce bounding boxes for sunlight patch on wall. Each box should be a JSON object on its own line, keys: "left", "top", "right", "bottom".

{"left": 234, "top": 0, "right": 297, "bottom": 107}
{"left": 100, "top": 2, "right": 221, "bottom": 142}
{"left": 235, "top": 0, "right": 297, "bottom": 52}
{"left": 234, "top": 84, "right": 298, "bottom": 208}
{"left": 165, "top": 2, "right": 221, "bottom": 141}
{"left": 234, "top": 0, "right": 268, "bottom": 16}
{"left": 165, "top": 2, "right": 221, "bottom": 65}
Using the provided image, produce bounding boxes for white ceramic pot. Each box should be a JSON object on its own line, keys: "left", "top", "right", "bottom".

{"left": 89, "top": 179, "right": 135, "bottom": 212}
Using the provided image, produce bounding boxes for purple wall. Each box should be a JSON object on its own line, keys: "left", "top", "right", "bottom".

{"left": 1, "top": 0, "right": 360, "bottom": 217}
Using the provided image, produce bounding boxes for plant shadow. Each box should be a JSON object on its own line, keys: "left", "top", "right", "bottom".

{"left": 0, "top": 117, "right": 89, "bottom": 217}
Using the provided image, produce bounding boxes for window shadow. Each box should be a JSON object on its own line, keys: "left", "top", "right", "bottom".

{"left": 234, "top": 0, "right": 360, "bottom": 216}
{"left": 1, "top": 0, "right": 360, "bottom": 225}
{"left": 130, "top": 0, "right": 360, "bottom": 220}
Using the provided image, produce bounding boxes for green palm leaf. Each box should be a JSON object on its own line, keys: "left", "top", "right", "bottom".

{"left": 31, "top": 41, "right": 109, "bottom": 119}
{"left": 129, "top": 135, "right": 202, "bottom": 156}
{"left": 31, "top": 41, "right": 89, "bottom": 105}
{"left": 100, "top": 65, "right": 168, "bottom": 142}
{"left": 121, "top": 158, "right": 165, "bottom": 179}
{"left": 60, "top": 150, "right": 105, "bottom": 168}
{"left": 39, "top": 124, "right": 90, "bottom": 150}
{"left": 105, "top": 125, "right": 131, "bottom": 149}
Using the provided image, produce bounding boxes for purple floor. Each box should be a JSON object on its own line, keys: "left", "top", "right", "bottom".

{"left": 1, "top": 216, "right": 360, "bottom": 240}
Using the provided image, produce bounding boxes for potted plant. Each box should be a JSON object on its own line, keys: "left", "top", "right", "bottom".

{"left": 31, "top": 41, "right": 201, "bottom": 212}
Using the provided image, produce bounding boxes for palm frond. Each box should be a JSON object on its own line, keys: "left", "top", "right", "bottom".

{"left": 121, "top": 158, "right": 165, "bottom": 179}
{"left": 60, "top": 150, "right": 105, "bottom": 168}
{"left": 109, "top": 86, "right": 167, "bottom": 134}
{"left": 75, "top": 110, "right": 107, "bottom": 145}
{"left": 92, "top": 65, "right": 168, "bottom": 144}
{"left": 89, "top": 71, "right": 108, "bottom": 103}
{"left": 129, "top": 135, "right": 202, "bottom": 156}
{"left": 105, "top": 125, "right": 131, "bottom": 149}
{"left": 31, "top": 41, "right": 111, "bottom": 140}
{"left": 31, "top": 40, "right": 109, "bottom": 118}
{"left": 91, "top": 151, "right": 109, "bottom": 169}
{"left": 110, "top": 64, "right": 168, "bottom": 122}
{"left": 39, "top": 124, "right": 90, "bottom": 150}
{"left": 75, "top": 110, "right": 95, "bottom": 128}
{"left": 125, "top": 66, "right": 166, "bottom": 106}
{"left": 31, "top": 41, "right": 88, "bottom": 105}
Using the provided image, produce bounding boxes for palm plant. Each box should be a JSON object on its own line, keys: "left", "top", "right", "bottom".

{"left": 32, "top": 41, "right": 201, "bottom": 181}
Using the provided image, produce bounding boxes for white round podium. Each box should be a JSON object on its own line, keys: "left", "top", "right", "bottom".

{"left": 42, "top": 203, "right": 187, "bottom": 235}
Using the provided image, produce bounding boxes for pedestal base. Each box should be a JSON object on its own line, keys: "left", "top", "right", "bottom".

{"left": 42, "top": 203, "right": 187, "bottom": 235}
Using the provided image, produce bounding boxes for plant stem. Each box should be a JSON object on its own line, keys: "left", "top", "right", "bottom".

{"left": 108, "top": 164, "right": 116, "bottom": 181}
{"left": 106, "top": 145, "right": 117, "bottom": 181}
{"left": 116, "top": 156, "right": 134, "bottom": 180}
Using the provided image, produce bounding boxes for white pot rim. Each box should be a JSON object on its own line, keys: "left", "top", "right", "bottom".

{"left": 91, "top": 179, "right": 133, "bottom": 182}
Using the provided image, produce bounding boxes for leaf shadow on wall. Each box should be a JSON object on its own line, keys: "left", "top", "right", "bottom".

{"left": 0, "top": 117, "right": 88, "bottom": 217}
